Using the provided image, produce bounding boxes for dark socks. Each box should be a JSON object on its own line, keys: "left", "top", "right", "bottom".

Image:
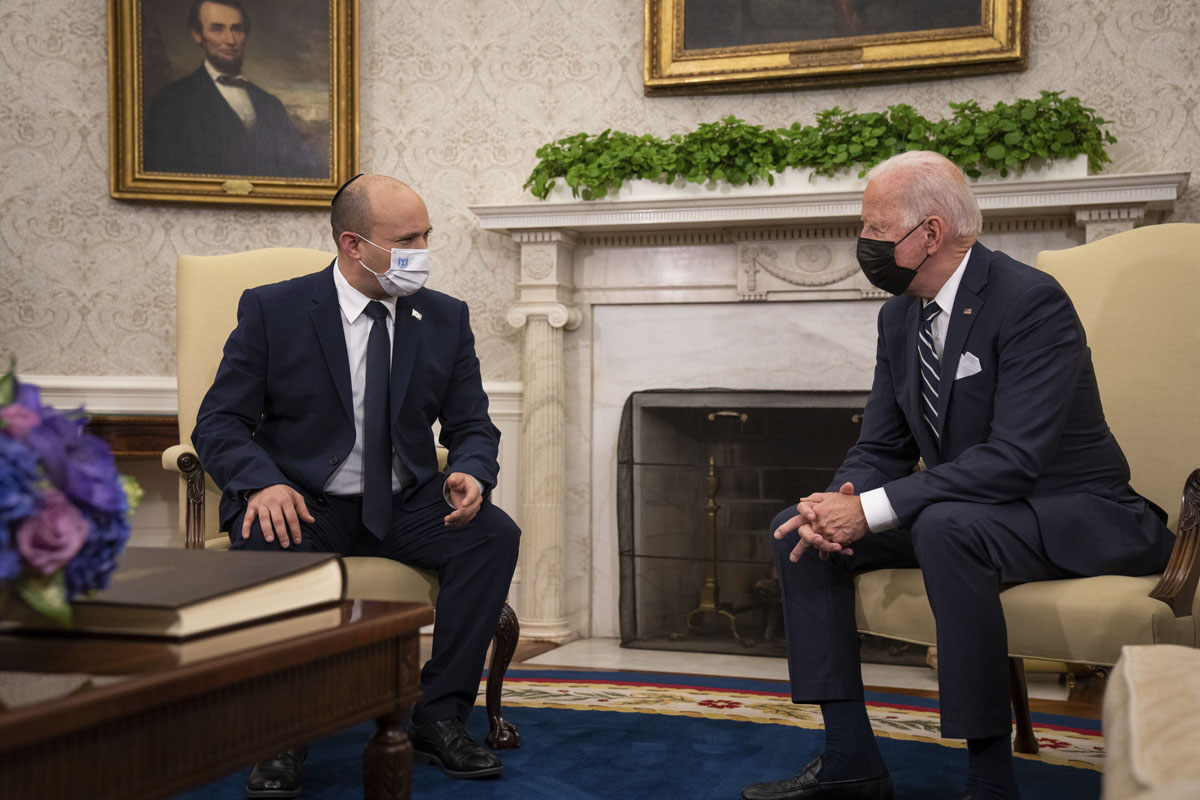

{"left": 818, "top": 699, "right": 887, "bottom": 780}
{"left": 964, "top": 733, "right": 1019, "bottom": 799}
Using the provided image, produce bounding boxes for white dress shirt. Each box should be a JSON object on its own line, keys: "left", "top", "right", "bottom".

{"left": 325, "top": 261, "right": 404, "bottom": 496}
{"left": 325, "top": 262, "right": 476, "bottom": 509}
{"left": 204, "top": 59, "right": 256, "bottom": 128}
{"left": 859, "top": 247, "right": 972, "bottom": 532}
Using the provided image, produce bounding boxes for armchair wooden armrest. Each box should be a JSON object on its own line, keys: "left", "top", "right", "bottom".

{"left": 1150, "top": 469, "right": 1200, "bottom": 617}
{"left": 163, "top": 443, "right": 207, "bottom": 549}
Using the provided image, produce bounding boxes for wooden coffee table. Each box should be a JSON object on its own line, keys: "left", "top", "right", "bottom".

{"left": 0, "top": 600, "right": 433, "bottom": 800}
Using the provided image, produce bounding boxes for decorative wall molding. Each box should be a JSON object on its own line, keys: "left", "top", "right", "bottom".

{"left": 983, "top": 216, "right": 1073, "bottom": 233}
{"left": 27, "top": 375, "right": 523, "bottom": 419}
{"left": 27, "top": 375, "right": 178, "bottom": 415}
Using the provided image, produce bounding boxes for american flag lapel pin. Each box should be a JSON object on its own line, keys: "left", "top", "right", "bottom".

{"left": 963, "top": 308, "right": 973, "bottom": 315}
{"left": 412, "top": 308, "right": 422, "bottom": 320}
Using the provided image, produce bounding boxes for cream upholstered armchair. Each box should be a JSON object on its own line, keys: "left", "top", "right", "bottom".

{"left": 162, "top": 247, "right": 520, "bottom": 749}
{"left": 852, "top": 223, "right": 1200, "bottom": 753}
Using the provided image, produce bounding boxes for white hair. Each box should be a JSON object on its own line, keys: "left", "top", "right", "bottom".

{"left": 866, "top": 151, "right": 982, "bottom": 244}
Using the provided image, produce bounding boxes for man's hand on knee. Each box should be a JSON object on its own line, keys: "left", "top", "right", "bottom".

{"left": 243, "top": 484, "right": 314, "bottom": 548}
{"left": 774, "top": 504, "right": 846, "bottom": 561}
{"left": 800, "top": 482, "right": 868, "bottom": 552}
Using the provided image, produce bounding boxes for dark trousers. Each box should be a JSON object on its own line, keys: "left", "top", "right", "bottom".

{"left": 232, "top": 482, "right": 520, "bottom": 724}
{"left": 772, "top": 500, "right": 1067, "bottom": 740}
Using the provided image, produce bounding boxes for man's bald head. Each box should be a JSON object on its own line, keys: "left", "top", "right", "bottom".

{"left": 331, "top": 174, "right": 420, "bottom": 243}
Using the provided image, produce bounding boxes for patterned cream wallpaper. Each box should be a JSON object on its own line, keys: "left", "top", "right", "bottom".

{"left": 0, "top": 0, "right": 1196, "bottom": 381}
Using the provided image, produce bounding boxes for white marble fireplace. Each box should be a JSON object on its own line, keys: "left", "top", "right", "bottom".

{"left": 472, "top": 168, "right": 1189, "bottom": 642}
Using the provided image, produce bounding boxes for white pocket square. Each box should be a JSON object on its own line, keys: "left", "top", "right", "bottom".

{"left": 955, "top": 351, "right": 982, "bottom": 380}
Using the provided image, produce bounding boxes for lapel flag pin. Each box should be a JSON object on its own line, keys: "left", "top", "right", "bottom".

{"left": 412, "top": 308, "right": 422, "bottom": 320}
{"left": 963, "top": 308, "right": 973, "bottom": 315}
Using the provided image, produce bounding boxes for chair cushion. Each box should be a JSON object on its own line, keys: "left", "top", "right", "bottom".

{"left": 1103, "top": 645, "right": 1200, "bottom": 800}
{"left": 855, "top": 570, "right": 1194, "bottom": 665}
{"left": 343, "top": 556, "right": 439, "bottom": 604}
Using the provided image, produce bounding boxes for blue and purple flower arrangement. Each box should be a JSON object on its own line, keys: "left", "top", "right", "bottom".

{"left": 0, "top": 363, "right": 141, "bottom": 625}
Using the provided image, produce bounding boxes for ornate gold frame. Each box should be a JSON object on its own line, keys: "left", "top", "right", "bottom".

{"left": 108, "top": 0, "right": 358, "bottom": 207}
{"left": 644, "top": 0, "right": 1027, "bottom": 95}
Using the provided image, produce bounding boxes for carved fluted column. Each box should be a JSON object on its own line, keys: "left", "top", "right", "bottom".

{"left": 507, "top": 232, "right": 581, "bottom": 642}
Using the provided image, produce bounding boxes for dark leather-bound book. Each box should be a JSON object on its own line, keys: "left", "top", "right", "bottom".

{"left": 1, "top": 547, "right": 346, "bottom": 639}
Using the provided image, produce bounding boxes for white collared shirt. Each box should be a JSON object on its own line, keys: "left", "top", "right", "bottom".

{"left": 204, "top": 59, "right": 256, "bottom": 128}
{"left": 859, "top": 247, "right": 973, "bottom": 533}
{"left": 324, "top": 261, "right": 404, "bottom": 496}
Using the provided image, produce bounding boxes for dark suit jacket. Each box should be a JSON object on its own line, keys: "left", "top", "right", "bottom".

{"left": 193, "top": 264, "right": 501, "bottom": 533}
{"left": 833, "top": 243, "right": 1171, "bottom": 576}
{"left": 144, "top": 66, "right": 324, "bottom": 178}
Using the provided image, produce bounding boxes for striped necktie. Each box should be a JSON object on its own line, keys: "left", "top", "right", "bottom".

{"left": 918, "top": 301, "right": 942, "bottom": 441}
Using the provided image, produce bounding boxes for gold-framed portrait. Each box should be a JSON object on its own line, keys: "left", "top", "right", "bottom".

{"left": 108, "top": 0, "right": 358, "bottom": 207}
{"left": 644, "top": 0, "right": 1028, "bottom": 95}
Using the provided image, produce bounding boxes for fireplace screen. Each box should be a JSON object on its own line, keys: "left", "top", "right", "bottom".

{"left": 618, "top": 390, "right": 867, "bottom": 656}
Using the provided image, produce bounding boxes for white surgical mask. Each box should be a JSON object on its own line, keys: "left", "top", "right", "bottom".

{"left": 355, "top": 234, "right": 431, "bottom": 297}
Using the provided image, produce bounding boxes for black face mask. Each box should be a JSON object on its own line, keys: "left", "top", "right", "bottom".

{"left": 856, "top": 219, "right": 930, "bottom": 295}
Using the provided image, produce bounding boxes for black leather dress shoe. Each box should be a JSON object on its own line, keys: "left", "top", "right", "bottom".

{"left": 409, "top": 718, "right": 503, "bottom": 779}
{"left": 245, "top": 746, "right": 307, "bottom": 798}
{"left": 741, "top": 757, "right": 893, "bottom": 800}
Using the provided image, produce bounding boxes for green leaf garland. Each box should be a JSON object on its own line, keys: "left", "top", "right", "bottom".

{"left": 524, "top": 92, "right": 1116, "bottom": 200}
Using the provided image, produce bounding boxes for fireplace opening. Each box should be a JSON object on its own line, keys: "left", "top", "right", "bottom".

{"left": 618, "top": 389, "right": 872, "bottom": 656}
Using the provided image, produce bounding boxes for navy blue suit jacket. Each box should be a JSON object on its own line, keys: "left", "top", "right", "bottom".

{"left": 144, "top": 66, "right": 323, "bottom": 178}
{"left": 833, "top": 244, "right": 1171, "bottom": 576}
{"left": 193, "top": 264, "right": 501, "bottom": 533}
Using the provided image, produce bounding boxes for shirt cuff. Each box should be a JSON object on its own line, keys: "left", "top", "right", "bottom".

{"left": 442, "top": 475, "right": 484, "bottom": 508}
{"left": 860, "top": 487, "right": 899, "bottom": 533}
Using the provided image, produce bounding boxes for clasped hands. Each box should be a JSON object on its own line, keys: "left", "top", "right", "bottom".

{"left": 242, "top": 471, "right": 483, "bottom": 548}
{"left": 774, "top": 481, "right": 869, "bottom": 562}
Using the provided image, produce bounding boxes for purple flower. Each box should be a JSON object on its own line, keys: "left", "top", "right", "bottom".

{"left": 24, "top": 412, "right": 125, "bottom": 514}
{"left": 0, "top": 434, "right": 40, "bottom": 532}
{"left": 0, "top": 403, "right": 40, "bottom": 440}
{"left": 15, "top": 488, "right": 90, "bottom": 575}
{"left": 13, "top": 380, "right": 41, "bottom": 410}
{"left": 1, "top": 373, "right": 135, "bottom": 603}
{"left": 0, "top": 548, "right": 19, "bottom": 582}
{"left": 63, "top": 512, "right": 129, "bottom": 597}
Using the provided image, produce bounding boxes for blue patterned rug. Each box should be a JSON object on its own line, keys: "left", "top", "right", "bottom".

{"left": 174, "top": 670, "right": 1102, "bottom": 799}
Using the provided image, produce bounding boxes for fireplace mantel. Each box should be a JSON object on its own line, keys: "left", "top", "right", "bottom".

{"left": 471, "top": 169, "right": 1190, "bottom": 641}
{"left": 473, "top": 171, "right": 1189, "bottom": 237}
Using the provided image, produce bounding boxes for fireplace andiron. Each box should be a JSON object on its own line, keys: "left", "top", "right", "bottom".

{"left": 670, "top": 448, "right": 755, "bottom": 647}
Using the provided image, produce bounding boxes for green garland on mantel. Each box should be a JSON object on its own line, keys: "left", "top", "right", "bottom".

{"left": 523, "top": 91, "right": 1116, "bottom": 201}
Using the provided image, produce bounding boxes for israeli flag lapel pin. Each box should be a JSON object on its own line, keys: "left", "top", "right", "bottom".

{"left": 412, "top": 308, "right": 422, "bottom": 320}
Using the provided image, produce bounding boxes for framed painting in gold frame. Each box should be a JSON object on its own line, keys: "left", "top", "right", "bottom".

{"left": 644, "top": 0, "right": 1028, "bottom": 95}
{"left": 108, "top": 0, "right": 358, "bottom": 207}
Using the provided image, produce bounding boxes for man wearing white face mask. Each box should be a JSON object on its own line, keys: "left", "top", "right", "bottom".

{"left": 194, "top": 174, "right": 520, "bottom": 796}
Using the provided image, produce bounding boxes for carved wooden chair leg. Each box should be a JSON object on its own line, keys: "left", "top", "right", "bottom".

{"left": 1008, "top": 657, "right": 1039, "bottom": 754}
{"left": 485, "top": 602, "right": 521, "bottom": 750}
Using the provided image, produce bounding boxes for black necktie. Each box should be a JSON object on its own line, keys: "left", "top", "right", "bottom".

{"left": 918, "top": 301, "right": 942, "bottom": 442}
{"left": 215, "top": 74, "right": 249, "bottom": 87}
{"left": 362, "top": 301, "right": 392, "bottom": 539}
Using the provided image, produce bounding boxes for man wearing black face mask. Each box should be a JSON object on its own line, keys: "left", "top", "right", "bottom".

{"left": 741, "top": 151, "right": 1171, "bottom": 800}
